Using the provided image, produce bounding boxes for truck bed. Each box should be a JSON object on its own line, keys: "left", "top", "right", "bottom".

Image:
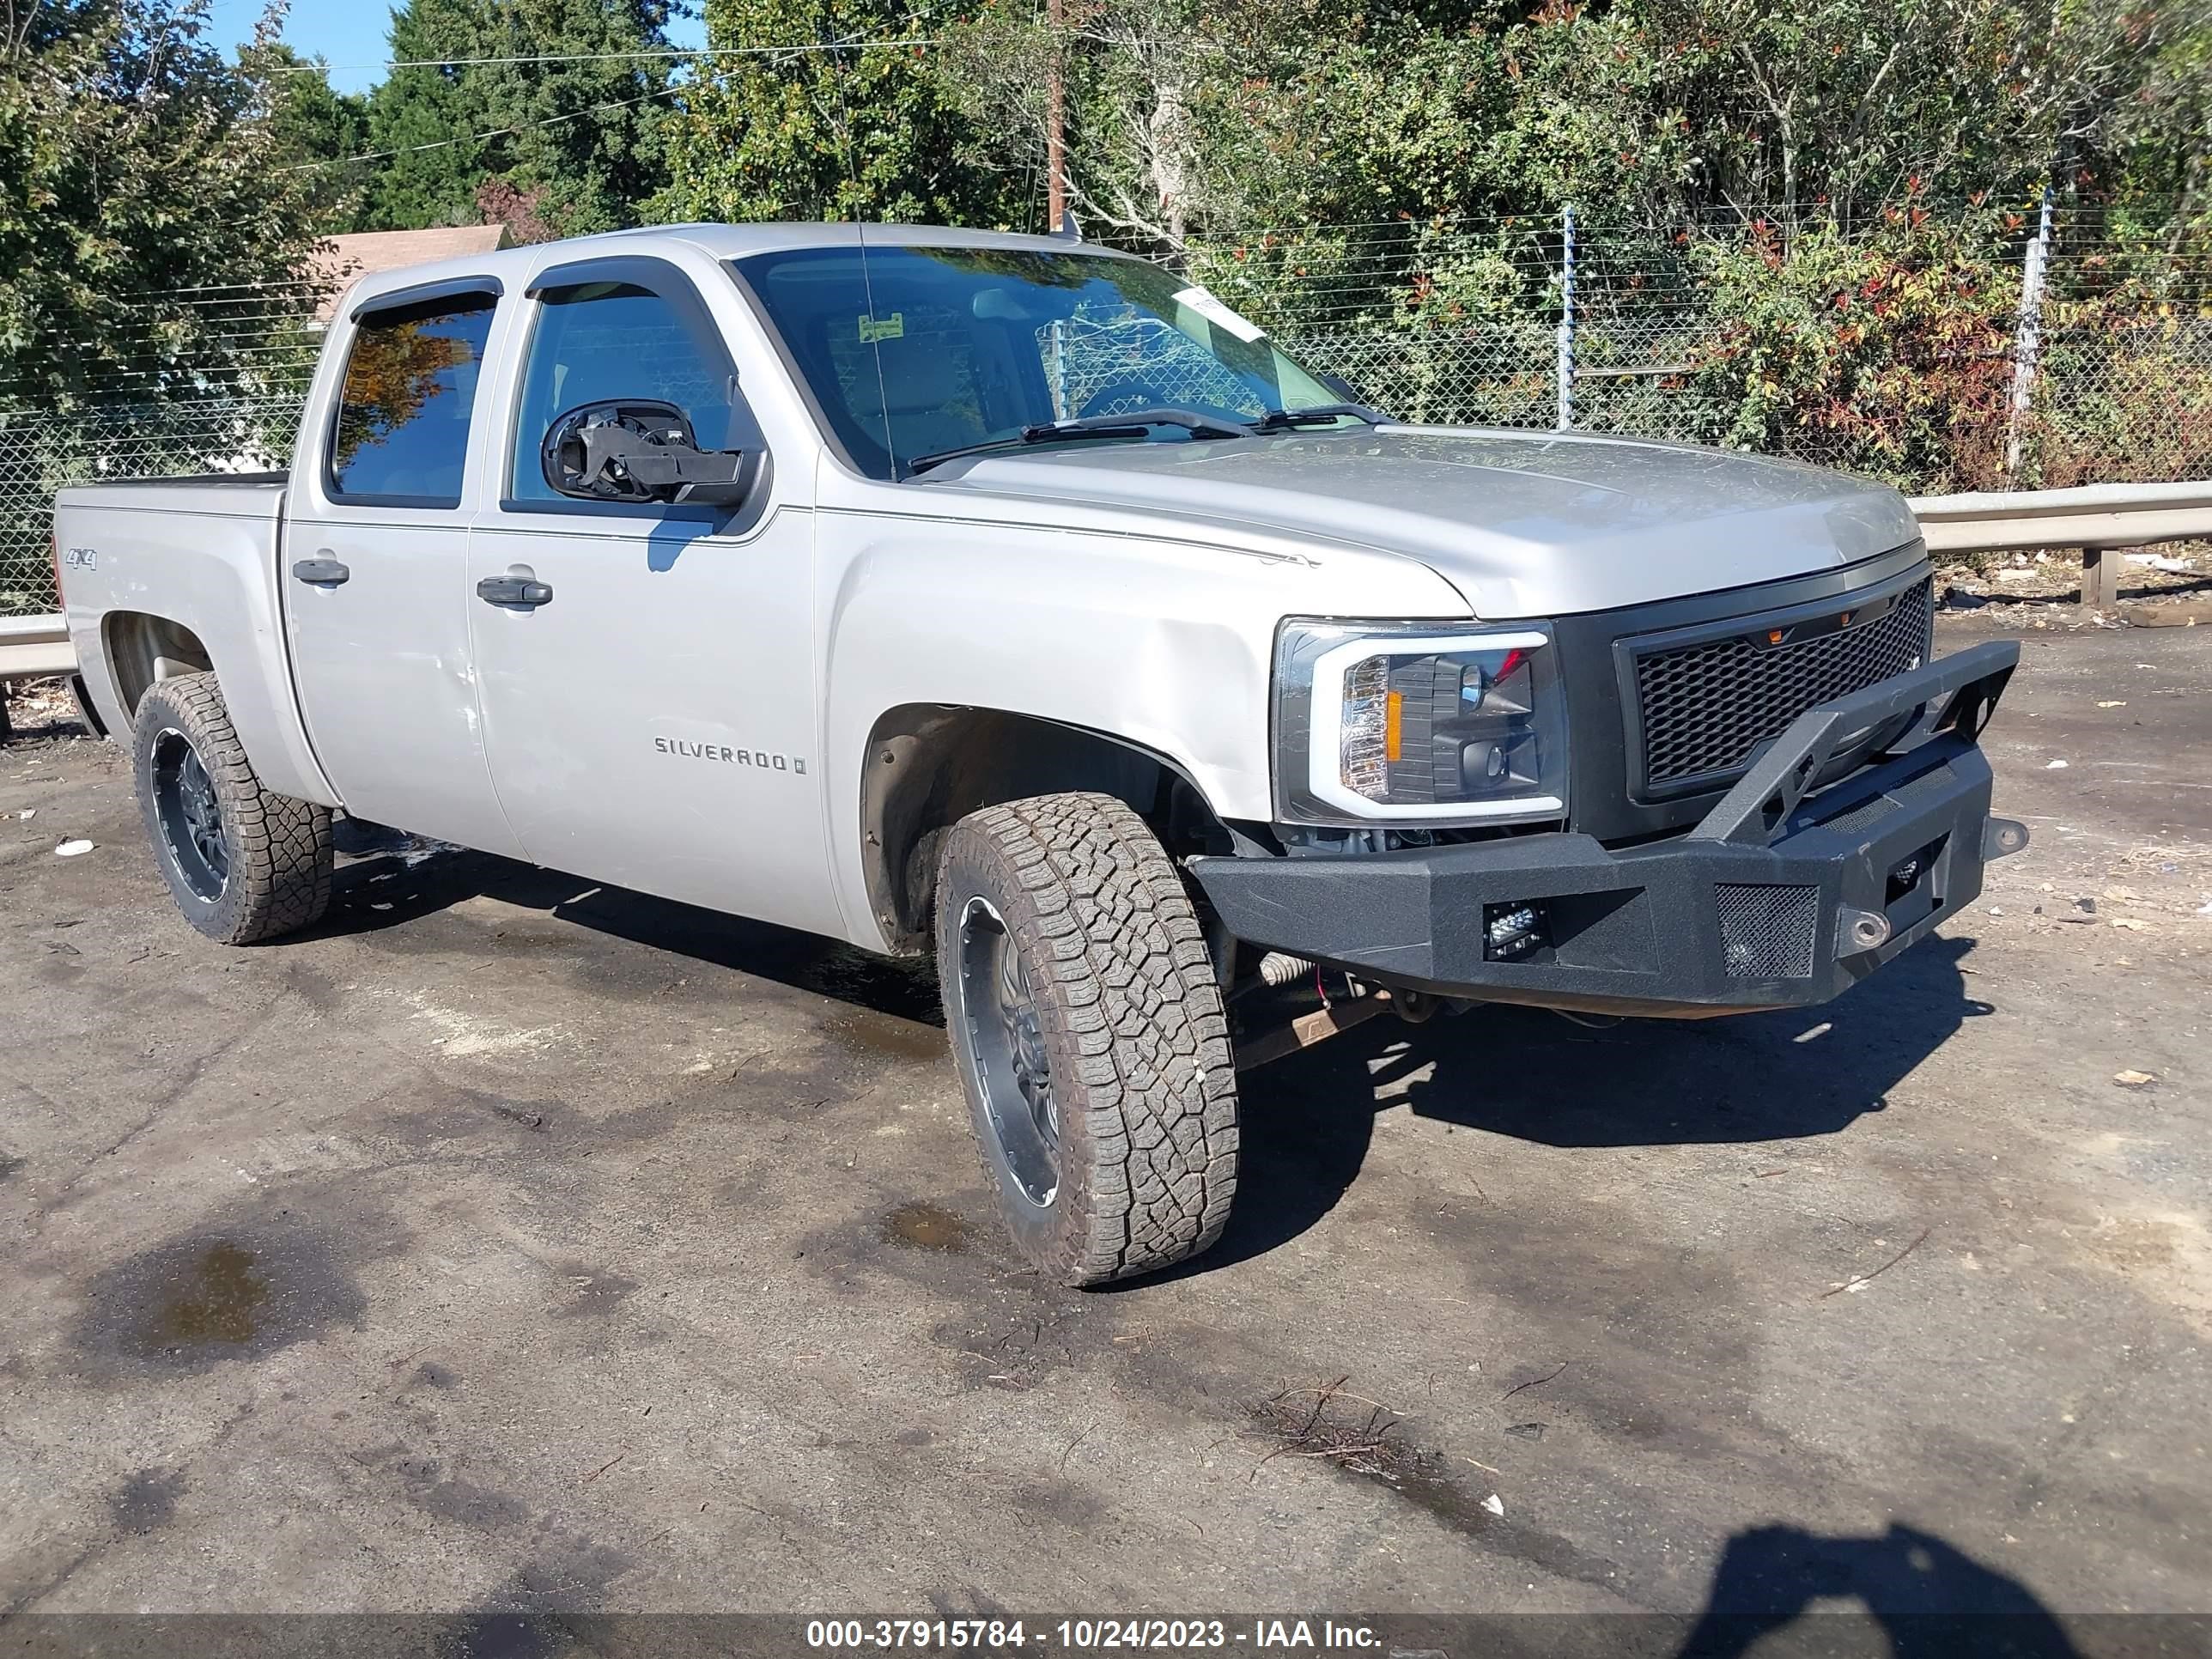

{"left": 57, "top": 471, "right": 289, "bottom": 511}
{"left": 52, "top": 471, "right": 333, "bottom": 809}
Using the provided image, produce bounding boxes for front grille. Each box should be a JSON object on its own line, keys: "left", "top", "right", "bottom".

{"left": 1632, "top": 578, "right": 1933, "bottom": 789}
{"left": 1716, "top": 883, "right": 1820, "bottom": 979}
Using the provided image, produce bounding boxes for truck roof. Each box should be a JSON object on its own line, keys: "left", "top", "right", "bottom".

{"left": 338, "top": 222, "right": 1139, "bottom": 316}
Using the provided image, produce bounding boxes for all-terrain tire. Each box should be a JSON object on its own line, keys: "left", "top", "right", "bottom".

{"left": 132, "top": 672, "right": 332, "bottom": 944}
{"left": 935, "top": 791, "right": 1239, "bottom": 1286}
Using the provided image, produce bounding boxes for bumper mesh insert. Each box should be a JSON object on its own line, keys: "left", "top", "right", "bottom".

{"left": 1634, "top": 579, "right": 1933, "bottom": 788}
{"left": 1717, "top": 883, "right": 1821, "bottom": 979}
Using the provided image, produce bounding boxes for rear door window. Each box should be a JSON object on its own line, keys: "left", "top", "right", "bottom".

{"left": 327, "top": 291, "right": 498, "bottom": 506}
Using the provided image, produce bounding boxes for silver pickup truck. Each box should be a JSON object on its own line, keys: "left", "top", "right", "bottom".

{"left": 52, "top": 222, "right": 2024, "bottom": 1284}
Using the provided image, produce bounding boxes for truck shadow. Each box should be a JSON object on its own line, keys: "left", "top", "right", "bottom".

{"left": 313, "top": 829, "right": 1991, "bottom": 1286}
{"left": 307, "top": 830, "right": 947, "bottom": 1024}
{"left": 1176, "top": 931, "right": 1990, "bottom": 1281}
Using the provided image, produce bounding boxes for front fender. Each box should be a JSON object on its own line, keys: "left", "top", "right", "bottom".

{"left": 817, "top": 512, "right": 1468, "bottom": 949}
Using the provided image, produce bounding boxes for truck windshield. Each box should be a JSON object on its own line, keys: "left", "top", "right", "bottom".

{"left": 730, "top": 244, "right": 1350, "bottom": 479}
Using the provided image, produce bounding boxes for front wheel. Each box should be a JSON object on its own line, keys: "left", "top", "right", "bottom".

{"left": 935, "top": 793, "right": 1238, "bottom": 1286}
{"left": 132, "top": 672, "right": 332, "bottom": 944}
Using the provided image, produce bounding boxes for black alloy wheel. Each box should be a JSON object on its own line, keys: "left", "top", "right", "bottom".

{"left": 149, "top": 727, "right": 230, "bottom": 902}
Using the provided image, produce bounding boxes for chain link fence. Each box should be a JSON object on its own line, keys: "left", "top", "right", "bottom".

{"left": 6, "top": 207, "right": 2210, "bottom": 615}
{"left": 2027, "top": 315, "right": 2212, "bottom": 489}
{"left": 1184, "top": 204, "right": 2212, "bottom": 495}
{"left": 1, "top": 382, "right": 310, "bottom": 616}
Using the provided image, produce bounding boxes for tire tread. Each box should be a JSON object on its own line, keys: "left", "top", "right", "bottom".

{"left": 939, "top": 792, "right": 1237, "bottom": 1285}
{"left": 133, "top": 672, "right": 332, "bottom": 945}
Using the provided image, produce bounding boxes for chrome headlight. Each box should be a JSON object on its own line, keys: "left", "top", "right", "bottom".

{"left": 1273, "top": 619, "right": 1568, "bottom": 825}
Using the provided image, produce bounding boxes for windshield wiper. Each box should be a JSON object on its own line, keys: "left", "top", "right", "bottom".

{"left": 1246, "top": 402, "right": 1387, "bottom": 433}
{"left": 1029, "top": 407, "right": 1249, "bottom": 442}
{"left": 903, "top": 407, "right": 1249, "bottom": 477}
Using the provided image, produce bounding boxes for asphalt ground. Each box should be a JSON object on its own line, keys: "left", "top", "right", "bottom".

{"left": 0, "top": 617, "right": 2207, "bottom": 1647}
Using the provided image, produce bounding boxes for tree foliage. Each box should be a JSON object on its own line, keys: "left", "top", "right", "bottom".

{"left": 359, "top": 0, "right": 675, "bottom": 236}
{"left": 0, "top": 0, "right": 325, "bottom": 406}
{"left": 1678, "top": 205, "right": 2023, "bottom": 485}
{"left": 931, "top": 0, "right": 2212, "bottom": 258}
{"left": 259, "top": 43, "right": 371, "bottom": 229}
{"left": 652, "top": 0, "right": 1024, "bottom": 226}
{"left": 10, "top": 0, "right": 2210, "bottom": 498}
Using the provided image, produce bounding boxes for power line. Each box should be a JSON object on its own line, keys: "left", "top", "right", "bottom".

{"left": 275, "top": 82, "right": 680, "bottom": 173}
{"left": 264, "top": 40, "right": 930, "bottom": 75}
{"left": 271, "top": 9, "right": 954, "bottom": 176}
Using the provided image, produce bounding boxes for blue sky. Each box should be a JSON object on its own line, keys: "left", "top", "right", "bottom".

{"left": 205, "top": 0, "right": 708, "bottom": 95}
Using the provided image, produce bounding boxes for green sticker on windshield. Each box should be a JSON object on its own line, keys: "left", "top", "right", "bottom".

{"left": 857, "top": 312, "right": 905, "bottom": 343}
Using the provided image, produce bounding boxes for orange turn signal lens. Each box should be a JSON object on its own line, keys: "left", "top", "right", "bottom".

{"left": 1385, "top": 690, "right": 1403, "bottom": 762}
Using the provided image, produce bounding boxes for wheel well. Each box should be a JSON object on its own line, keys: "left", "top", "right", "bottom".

{"left": 860, "top": 706, "right": 1238, "bottom": 953}
{"left": 102, "top": 613, "right": 213, "bottom": 717}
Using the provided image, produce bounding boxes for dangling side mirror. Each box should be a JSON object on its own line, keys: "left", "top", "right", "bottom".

{"left": 1316, "top": 371, "right": 1374, "bottom": 409}
{"left": 541, "top": 399, "right": 758, "bottom": 507}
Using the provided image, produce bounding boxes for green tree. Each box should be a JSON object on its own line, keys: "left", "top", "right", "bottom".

{"left": 1487, "top": 0, "right": 2204, "bottom": 229}
{"left": 360, "top": 0, "right": 675, "bottom": 235}
{"left": 256, "top": 42, "right": 371, "bottom": 229}
{"left": 653, "top": 0, "right": 1023, "bottom": 226}
{"left": 931, "top": 0, "right": 1275, "bottom": 252}
{"left": 939, "top": 0, "right": 2212, "bottom": 256}
{"left": 0, "top": 0, "right": 325, "bottom": 405}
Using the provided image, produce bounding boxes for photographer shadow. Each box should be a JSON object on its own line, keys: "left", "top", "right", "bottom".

{"left": 1678, "top": 1521, "right": 2081, "bottom": 1657}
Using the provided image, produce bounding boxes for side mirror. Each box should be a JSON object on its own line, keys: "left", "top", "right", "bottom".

{"left": 541, "top": 399, "right": 757, "bottom": 508}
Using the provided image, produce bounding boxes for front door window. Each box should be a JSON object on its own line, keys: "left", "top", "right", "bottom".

{"left": 510, "top": 282, "right": 755, "bottom": 503}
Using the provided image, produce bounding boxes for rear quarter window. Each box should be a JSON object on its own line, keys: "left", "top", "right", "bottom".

{"left": 328, "top": 292, "right": 498, "bottom": 505}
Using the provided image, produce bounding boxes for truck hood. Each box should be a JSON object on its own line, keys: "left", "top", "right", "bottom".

{"left": 927, "top": 426, "right": 1923, "bottom": 617}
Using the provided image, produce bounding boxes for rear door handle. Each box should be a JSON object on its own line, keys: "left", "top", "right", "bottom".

{"left": 477, "top": 575, "right": 554, "bottom": 610}
{"left": 291, "top": 557, "right": 349, "bottom": 586}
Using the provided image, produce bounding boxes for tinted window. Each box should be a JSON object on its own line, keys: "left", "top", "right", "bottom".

{"left": 511, "top": 280, "right": 755, "bottom": 503}
{"left": 732, "top": 245, "right": 1342, "bottom": 478}
{"left": 328, "top": 293, "right": 497, "bottom": 503}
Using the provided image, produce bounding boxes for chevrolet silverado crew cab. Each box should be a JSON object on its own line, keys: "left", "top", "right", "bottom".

{"left": 53, "top": 223, "right": 2026, "bottom": 1285}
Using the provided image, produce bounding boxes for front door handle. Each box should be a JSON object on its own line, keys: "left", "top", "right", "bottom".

{"left": 292, "top": 557, "right": 349, "bottom": 586}
{"left": 477, "top": 575, "right": 554, "bottom": 610}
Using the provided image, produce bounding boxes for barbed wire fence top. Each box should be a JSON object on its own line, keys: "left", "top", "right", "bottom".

{"left": 6, "top": 204, "right": 2210, "bottom": 614}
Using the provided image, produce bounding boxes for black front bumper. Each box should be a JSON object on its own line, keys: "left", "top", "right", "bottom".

{"left": 1192, "top": 641, "right": 2027, "bottom": 1018}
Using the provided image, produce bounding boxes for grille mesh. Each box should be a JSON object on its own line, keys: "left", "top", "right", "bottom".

{"left": 1633, "top": 580, "right": 1933, "bottom": 788}
{"left": 1716, "top": 884, "right": 1821, "bottom": 979}
{"left": 1815, "top": 765, "right": 1959, "bottom": 836}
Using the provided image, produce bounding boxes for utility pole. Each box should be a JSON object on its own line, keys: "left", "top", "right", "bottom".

{"left": 1555, "top": 204, "right": 1577, "bottom": 431}
{"left": 1045, "top": 0, "right": 1066, "bottom": 232}
{"left": 2004, "top": 185, "right": 2054, "bottom": 478}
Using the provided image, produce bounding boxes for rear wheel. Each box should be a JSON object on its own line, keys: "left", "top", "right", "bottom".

{"left": 935, "top": 792, "right": 1238, "bottom": 1286}
{"left": 132, "top": 672, "right": 332, "bottom": 944}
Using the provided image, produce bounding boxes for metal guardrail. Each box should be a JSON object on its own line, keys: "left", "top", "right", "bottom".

{"left": 1906, "top": 479, "right": 2212, "bottom": 556}
{"left": 0, "top": 613, "right": 72, "bottom": 684}
{"left": 1, "top": 481, "right": 2203, "bottom": 702}
{"left": 1906, "top": 478, "right": 2211, "bottom": 607}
